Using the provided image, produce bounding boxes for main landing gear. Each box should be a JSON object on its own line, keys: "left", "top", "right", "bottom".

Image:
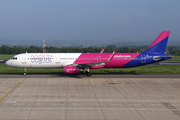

{"left": 85, "top": 68, "right": 91, "bottom": 76}
{"left": 86, "top": 71, "right": 91, "bottom": 76}
{"left": 24, "top": 68, "right": 27, "bottom": 76}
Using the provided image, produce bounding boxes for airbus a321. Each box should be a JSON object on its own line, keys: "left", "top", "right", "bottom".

{"left": 6, "top": 31, "right": 172, "bottom": 76}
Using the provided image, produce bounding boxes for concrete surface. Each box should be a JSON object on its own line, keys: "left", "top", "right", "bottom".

{"left": 0, "top": 76, "right": 180, "bottom": 119}
{"left": 1, "top": 73, "right": 180, "bottom": 78}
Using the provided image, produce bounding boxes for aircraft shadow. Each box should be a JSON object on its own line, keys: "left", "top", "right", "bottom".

{"left": 0, "top": 71, "right": 140, "bottom": 78}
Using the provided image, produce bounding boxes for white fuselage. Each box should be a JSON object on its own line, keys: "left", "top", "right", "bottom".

{"left": 6, "top": 53, "right": 81, "bottom": 68}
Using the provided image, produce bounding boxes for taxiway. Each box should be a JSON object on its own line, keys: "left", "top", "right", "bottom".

{"left": 0, "top": 74, "right": 180, "bottom": 119}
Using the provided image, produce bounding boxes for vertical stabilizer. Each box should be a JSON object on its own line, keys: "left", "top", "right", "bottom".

{"left": 143, "top": 31, "right": 170, "bottom": 54}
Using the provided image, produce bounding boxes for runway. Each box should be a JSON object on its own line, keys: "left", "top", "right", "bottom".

{"left": 0, "top": 74, "right": 180, "bottom": 119}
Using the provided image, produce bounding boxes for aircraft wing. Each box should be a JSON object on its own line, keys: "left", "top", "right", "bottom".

{"left": 75, "top": 62, "right": 106, "bottom": 68}
{"left": 68, "top": 52, "right": 116, "bottom": 68}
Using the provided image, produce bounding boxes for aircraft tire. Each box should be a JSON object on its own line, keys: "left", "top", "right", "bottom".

{"left": 87, "top": 72, "right": 91, "bottom": 76}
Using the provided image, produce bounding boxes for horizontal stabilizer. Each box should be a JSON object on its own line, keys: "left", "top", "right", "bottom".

{"left": 153, "top": 56, "right": 172, "bottom": 61}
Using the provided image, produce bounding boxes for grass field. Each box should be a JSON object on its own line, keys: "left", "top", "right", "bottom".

{"left": 0, "top": 54, "right": 15, "bottom": 60}
{"left": 166, "top": 55, "right": 180, "bottom": 61}
{"left": 0, "top": 64, "right": 180, "bottom": 74}
{"left": 91, "top": 65, "right": 180, "bottom": 73}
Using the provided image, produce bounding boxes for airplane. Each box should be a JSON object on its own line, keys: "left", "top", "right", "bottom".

{"left": 6, "top": 31, "right": 172, "bottom": 76}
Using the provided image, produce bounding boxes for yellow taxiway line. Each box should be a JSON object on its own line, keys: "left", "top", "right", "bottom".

{"left": 0, "top": 82, "right": 21, "bottom": 102}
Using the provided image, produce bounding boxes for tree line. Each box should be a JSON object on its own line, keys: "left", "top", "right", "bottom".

{"left": 0, "top": 45, "right": 180, "bottom": 55}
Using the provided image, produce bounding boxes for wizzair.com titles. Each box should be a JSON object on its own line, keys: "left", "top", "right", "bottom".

{"left": 114, "top": 55, "right": 131, "bottom": 58}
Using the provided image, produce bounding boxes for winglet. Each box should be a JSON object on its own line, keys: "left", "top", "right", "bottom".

{"left": 106, "top": 52, "right": 116, "bottom": 62}
{"left": 100, "top": 49, "right": 105, "bottom": 53}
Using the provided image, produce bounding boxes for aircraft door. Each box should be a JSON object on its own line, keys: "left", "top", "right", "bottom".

{"left": 141, "top": 54, "right": 146, "bottom": 63}
{"left": 97, "top": 56, "right": 101, "bottom": 62}
{"left": 56, "top": 55, "right": 60, "bottom": 64}
{"left": 22, "top": 55, "right": 26, "bottom": 64}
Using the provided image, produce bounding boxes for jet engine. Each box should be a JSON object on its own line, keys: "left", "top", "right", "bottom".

{"left": 64, "top": 66, "right": 81, "bottom": 74}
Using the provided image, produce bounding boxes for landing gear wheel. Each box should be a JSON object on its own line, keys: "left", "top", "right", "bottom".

{"left": 85, "top": 68, "right": 91, "bottom": 76}
{"left": 87, "top": 72, "right": 91, "bottom": 76}
{"left": 24, "top": 68, "right": 27, "bottom": 76}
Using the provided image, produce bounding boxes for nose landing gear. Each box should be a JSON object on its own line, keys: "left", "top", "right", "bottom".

{"left": 24, "top": 68, "right": 27, "bottom": 76}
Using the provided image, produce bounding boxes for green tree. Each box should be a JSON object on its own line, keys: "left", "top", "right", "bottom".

{"left": 106, "top": 45, "right": 117, "bottom": 49}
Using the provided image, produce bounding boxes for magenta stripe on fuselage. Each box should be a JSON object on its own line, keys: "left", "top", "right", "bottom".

{"left": 147, "top": 31, "right": 170, "bottom": 49}
{"left": 73, "top": 53, "right": 140, "bottom": 68}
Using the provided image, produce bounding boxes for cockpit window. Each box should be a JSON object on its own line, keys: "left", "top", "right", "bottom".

{"left": 12, "top": 57, "right": 17, "bottom": 60}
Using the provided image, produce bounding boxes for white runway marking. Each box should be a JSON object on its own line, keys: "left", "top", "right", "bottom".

{"left": 72, "top": 103, "right": 83, "bottom": 105}
{"left": 173, "top": 105, "right": 180, "bottom": 106}
{"left": 132, "top": 104, "right": 140, "bottom": 105}
{"left": 51, "top": 103, "right": 62, "bottom": 105}
{"left": 90, "top": 104, "right": 102, "bottom": 105}
{"left": 14, "top": 103, "right": 25, "bottom": 105}
{"left": 6, "top": 101, "right": 16, "bottom": 103}
{"left": 150, "top": 104, "right": 161, "bottom": 106}
{"left": 110, "top": 104, "right": 122, "bottom": 105}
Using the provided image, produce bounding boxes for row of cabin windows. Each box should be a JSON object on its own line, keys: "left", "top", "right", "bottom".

{"left": 28, "top": 58, "right": 54, "bottom": 60}
{"left": 19, "top": 57, "right": 137, "bottom": 60}
{"left": 27, "top": 58, "right": 77, "bottom": 60}
{"left": 77, "top": 58, "right": 136, "bottom": 60}
{"left": 113, "top": 58, "right": 137, "bottom": 60}
{"left": 78, "top": 58, "right": 100, "bottom": 60}
{"left": 60, "top": 58, "right": 77, "bottom": 60}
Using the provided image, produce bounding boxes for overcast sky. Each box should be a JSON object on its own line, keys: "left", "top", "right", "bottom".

{"left": 0, "top": 0, "right": 180, "bottom": 45}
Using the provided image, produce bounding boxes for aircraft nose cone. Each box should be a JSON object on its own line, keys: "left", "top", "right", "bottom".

{"left": 5, "top": 60, "right": 10, "bottom": 66}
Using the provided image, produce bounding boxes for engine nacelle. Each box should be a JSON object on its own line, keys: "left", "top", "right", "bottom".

{"left": 64, "top": 66, "right": 81, "bottom": 74}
